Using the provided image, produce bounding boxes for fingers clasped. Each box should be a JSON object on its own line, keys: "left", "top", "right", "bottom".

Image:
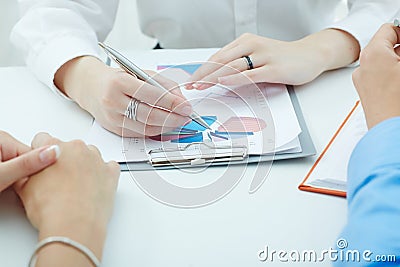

{"left": 0, "top": 131, "right": 59, "bottom": 192}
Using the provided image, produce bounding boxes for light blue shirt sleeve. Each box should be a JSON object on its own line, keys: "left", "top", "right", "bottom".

{"left": 334, "top": 117, "right": 400, "bottom": 266}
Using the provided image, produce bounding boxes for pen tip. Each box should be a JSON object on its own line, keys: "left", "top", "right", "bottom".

{"left": 98, "top": 42, "right": 106, "bottom": 49}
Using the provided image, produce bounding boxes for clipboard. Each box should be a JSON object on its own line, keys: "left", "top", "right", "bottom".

{"left": 120, "top": 85, "right": 316, "bottom": 171}
{"left": 298, "top": 101, "right": 367, "bottom": 197}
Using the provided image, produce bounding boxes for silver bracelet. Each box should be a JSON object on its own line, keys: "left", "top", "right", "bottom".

{"left": 28, "top": 236, "right": 101, "bottom": 267}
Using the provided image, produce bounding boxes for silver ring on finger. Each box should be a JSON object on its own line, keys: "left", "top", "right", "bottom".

{"left": 127, "top": 98, "right": 140, "bottom": 121}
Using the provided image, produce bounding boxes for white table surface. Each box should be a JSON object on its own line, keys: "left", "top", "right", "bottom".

{"left": 0, "top": 49, "right": 358, "bottom": 266}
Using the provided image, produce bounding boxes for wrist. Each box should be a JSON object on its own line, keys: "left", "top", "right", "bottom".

{"left": 54, "top": 56, "right": 109, "bottom": 111}
{"left": 38, "top": 215, "right": 107, "bottom": 260}
{"left": 294, "top": 37, "right": 331, "bottom": 75}
{"left": 363, "top": 104, "right": 400, "bottom": 129}
{"left": 298, "top": 28, "right": 360, "bottom": 72}
{"left": 31, "top": 237, "right": 101, "bottom": 267}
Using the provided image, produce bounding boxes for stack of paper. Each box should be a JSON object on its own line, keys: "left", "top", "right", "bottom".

{"left": 85, "top": 63, "right": 303, "bottom": 165}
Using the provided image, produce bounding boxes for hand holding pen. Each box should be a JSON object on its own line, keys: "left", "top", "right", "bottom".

{"left": 352, "top": 21, "right": 400, "bottom": 129}
{"left": 54, "top": 46, "right": 195, "bottom": 137}
{"left": 98, "top": 43, "right": 211, "bottom": 130}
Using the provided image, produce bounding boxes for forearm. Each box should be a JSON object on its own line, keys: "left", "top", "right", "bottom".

{"left": 297, "top": 28, "right": 360, "bottom": 72}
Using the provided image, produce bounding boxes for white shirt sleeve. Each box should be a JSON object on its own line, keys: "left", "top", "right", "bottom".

{"left": 11, "top": 0, "right": 400, "bottom": 96}
{"left": 329, "top": 0, "right": 400, "bottom": 50}
{"left": 10, "top": 0, "right": 119, "bottom": 98}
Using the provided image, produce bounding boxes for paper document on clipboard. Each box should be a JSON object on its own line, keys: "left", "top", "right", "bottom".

{"left": 299, "top": 102, "right": 368, "bottom": 197}
{"left": 85, "top": 63, "right": 303, "bottom": 166}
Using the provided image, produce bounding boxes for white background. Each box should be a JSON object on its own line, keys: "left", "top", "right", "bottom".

{"left": 0, "top": 0, "right": 347, "bottom": 67}
{"left": 0, "top": 0, "right": 155, "bottom": 66}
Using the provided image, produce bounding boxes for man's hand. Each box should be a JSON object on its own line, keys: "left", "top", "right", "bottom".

{"left": 353, "top": 24, "right": 400, "bottom": 128}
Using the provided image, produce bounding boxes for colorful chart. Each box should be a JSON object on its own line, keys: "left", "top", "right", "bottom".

{"left": 151, "top": 64, "right": 267, "bottom": 144}
{"left": 149, "top": 116, "right": 268, "bottom": 144}
{"left": 150, "top": 116, "right": 216, "bottom": 143}
{"left": 218, "top": 117, "right": 267, "bottom": 132}
{"left": 157, "top": 64, "right": 201, "bottom": 75}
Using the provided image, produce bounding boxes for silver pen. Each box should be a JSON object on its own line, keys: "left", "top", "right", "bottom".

{"left": 98, "top": 42, "right": 212, "bottom": 130}
{"left": 395, "top": 19, "right": 400, "bottom": 27}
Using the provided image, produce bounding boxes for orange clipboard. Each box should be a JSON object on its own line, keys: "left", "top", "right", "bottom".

{"left": 298, "top": 101, "right": 362, "bottom": 198}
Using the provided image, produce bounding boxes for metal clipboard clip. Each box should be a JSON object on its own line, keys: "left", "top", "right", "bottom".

{"left": 148, "top": 142, "right": 248, "bottom": 167}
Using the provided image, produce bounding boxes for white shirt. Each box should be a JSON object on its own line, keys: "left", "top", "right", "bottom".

{"left": 11, "top": 0, "right": 400, "bottom": 93}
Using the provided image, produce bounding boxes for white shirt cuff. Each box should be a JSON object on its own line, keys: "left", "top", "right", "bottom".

{"left": 26, "top": 33, "right": 101, "bottom": 101}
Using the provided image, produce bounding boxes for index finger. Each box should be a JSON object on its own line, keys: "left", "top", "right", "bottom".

{"left": 0, "top": 131, "right": 31, "bottom": 161}
{"left": 0, "top": 145, "right": 59, "bottom": 192}
{"left": 145, "top": 70, "right": 185, "bottom": 99}
{"left": 118, "top": 74, "right": 193, "bottom": 116}
{"left": 189, "top": 44, "right": 252, "bottom": 87}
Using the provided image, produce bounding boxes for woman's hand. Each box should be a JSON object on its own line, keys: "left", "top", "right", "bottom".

{"left": 0, "top": 131, "right": 58, "bottom": 192}
{"left": 14, "top": 133, "right": 120, "bottom": 266}
{"left": 188, "top": 29, "right": 360, "bottom": 89}
{"left": 55, "top": 56, "right": 192, "bottom": 137}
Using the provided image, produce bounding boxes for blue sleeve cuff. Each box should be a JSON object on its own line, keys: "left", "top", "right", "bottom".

{"left": 347, "top": 117, "right": 400, "bottom": 201}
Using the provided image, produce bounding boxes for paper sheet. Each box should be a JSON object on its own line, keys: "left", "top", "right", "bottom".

{"left": 86, "top": 84, "right": 301, "bottom": 162}
{"left": 85, "top": 58, "right": 302, "bottom": 163}
{"left": 302, "top": 103, "right": 367, "bottom": 192}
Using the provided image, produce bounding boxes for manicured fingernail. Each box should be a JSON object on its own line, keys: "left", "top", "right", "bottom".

{"left": 181, "top": 105, "right": 193, "bottom": 116}
{"left": 39, "top": 145, "right": 60, "bottom": 164}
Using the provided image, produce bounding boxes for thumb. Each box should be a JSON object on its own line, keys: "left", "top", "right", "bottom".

{"left": 0, "top": 145, "right": 60, "bottom": 192}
